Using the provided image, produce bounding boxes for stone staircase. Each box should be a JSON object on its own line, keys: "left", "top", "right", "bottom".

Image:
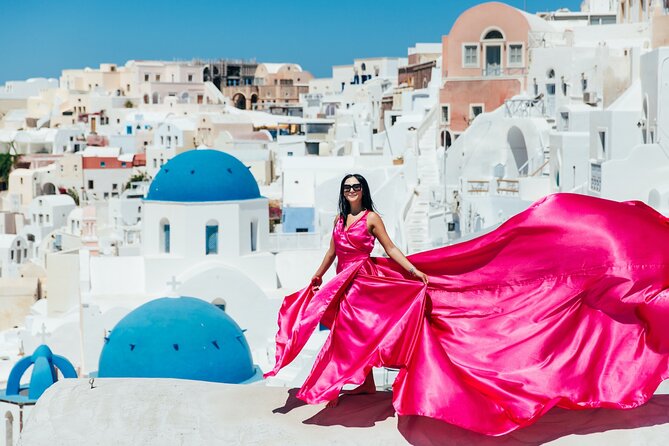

{"left": 405, "top": 105, "right": 441, "bottom": 254}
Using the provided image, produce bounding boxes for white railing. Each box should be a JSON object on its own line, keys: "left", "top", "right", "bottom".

{"left": 415, "top": 105, "right": 439, "bottom": 155}
{"left": 267, "top": 232, "right": 321, "bottom": 252}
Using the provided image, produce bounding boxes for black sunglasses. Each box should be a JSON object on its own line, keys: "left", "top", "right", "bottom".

{"left": 343, "top": 184, "right": 362, "bottom": 192}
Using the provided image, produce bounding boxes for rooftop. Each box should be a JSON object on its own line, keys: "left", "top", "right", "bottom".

{"left": 19, "top": 378, "right": 669, "bottom": 445}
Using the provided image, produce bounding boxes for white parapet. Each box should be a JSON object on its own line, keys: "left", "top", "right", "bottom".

{"left": 17, "top": 378, "right": 669, "bottom": 446}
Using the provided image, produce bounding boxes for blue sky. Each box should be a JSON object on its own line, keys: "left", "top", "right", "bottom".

{"left": 0, "top": 0, "right": 583, "bottom": 84}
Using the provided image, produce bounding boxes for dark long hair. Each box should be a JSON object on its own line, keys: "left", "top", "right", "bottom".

{"left": 338, "top": 173, "right": 376, "bottom": 226}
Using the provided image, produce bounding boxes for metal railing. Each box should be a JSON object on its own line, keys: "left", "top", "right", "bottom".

{"left": 504, "top": 98, "right": 546, "bottom": 118}
{"left": 481, "top": 67, "right": 527, "bottom": 77}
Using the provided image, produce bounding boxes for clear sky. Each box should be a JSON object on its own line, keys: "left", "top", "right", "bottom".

{"left": 0, "top": 0, "right": 583, "bottom": 84}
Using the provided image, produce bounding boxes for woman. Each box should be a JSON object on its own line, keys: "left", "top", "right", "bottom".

{"left": 265, "top": 175, "right": 669, "bottom": 436}
{"left": 309, "top": 174, "right": 428, "bottom": 406}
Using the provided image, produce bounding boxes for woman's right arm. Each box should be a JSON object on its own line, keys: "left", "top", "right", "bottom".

{"left": 311, "top": 236, "right": 336, "bottom": 291}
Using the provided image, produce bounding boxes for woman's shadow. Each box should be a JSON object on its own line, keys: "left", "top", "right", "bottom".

{"left": 273, "top": 389, "right": 669, "bottom": 445}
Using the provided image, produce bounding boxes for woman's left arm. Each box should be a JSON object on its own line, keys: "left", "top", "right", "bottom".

{"left": 368, "top": 212, "right": 429, "bottom": 284}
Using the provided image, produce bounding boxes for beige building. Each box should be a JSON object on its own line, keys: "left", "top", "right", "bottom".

{"left": 221, "top": 63, "right": 313, "bottom": 112}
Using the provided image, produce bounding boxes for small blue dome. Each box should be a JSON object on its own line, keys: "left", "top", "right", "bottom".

{"left": 1, "top": 345, "right": 77, "bottom": 403}
{"left": 146, "top": 149, "right": 260, "bottom": 202}
{"left": 98, "top": 297, "right": 260, "bottom": 384}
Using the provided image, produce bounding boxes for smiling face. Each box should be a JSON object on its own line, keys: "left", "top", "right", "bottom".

{"left": 343, "top": 176, "right": 363, "bottom": 207}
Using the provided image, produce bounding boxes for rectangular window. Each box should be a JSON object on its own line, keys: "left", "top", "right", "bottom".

{"left": 163, "top": 224, "right": 171, "bottom": 253}
{"left": 188, "top": 74, "right": 193, "bottom": 82}
{"left": 153, "top": 159, "right": 158, "bottom": 168}
{"left": 206, "top": 225, "right": 218, "bottom": 255}
{"left": 470, "top": 104, "right": 484, "bottom": 120}
{"left": 598, "top": 129, "right": 607, "bottom": 159}
{"left": 441, "top": 105, "right": 450, "bottom": 124}
{"left": 508, "top": 44, "right": 523, "bottom": 66}
{"left": 88, "top": 180, "right": 94, "bottom": 189}
{"left": 112, "top": 183, "right": 118, "bottom": 190}
{"left": 144, "top": 74, "right": 149, "bottom": 82}
{"left": 156, "top": 74, "right": 161, "bottom": 82}
{"left": 100, "top": 161, "right": 106, "bottom": 168}
{"left": 250, "top": 220, "right": 258, "bottom": 252}
{"left": 463, "top": 44, "right": 479, "bottom": 67}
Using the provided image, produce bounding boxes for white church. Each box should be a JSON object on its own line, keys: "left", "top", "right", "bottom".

{"left": 25, "top": 149, "right": 280, "bottom": 377}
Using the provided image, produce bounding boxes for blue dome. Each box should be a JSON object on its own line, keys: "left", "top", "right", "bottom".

{"left": 146, "top": 149, "right": 261, "bottom": 202}
{"left": 98, "top": 297, "right": 260, "bottom": 383}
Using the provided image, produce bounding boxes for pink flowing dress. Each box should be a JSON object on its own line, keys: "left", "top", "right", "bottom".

{"left": 265, "top": 194, "right": 669, "bottom": 436}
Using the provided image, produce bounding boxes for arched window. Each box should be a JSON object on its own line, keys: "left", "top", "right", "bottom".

{"left": 206, "top": 220, "right": 218, "bottom": 255}
{"left": 152, "top": 92, "right": 159, "bottom": 104}
{"left": 484, "top": 29, "right": 504, "bottom": 40}
{"left": 159, "top": 218, "right": 170, "bottom": 253}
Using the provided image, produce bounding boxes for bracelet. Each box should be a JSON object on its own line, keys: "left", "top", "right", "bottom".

{"left": 408, "top": 267, "right": 416, "bottom": 276}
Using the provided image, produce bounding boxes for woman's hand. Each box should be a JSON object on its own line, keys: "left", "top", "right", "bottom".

{"left": 311, "top": 275, "right": 323, "bottom": 292}
{"left": 411, "top": 268, "right": 429, "bottom": 285}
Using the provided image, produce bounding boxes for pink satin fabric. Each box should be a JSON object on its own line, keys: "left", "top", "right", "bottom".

{"left": 265, "top": 194, "right": 669, "bottom": 435}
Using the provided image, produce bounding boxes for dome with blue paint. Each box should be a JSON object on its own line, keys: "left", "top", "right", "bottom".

{"left": 1, "top": 345, "right": 77, "bottom": 404}
{"left": 146, "top": 149, "right": 260, "bottom": 202}
{"left": 98, "top": 297, "right": 261, "bottom": 383}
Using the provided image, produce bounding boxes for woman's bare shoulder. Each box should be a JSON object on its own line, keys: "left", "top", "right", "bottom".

{"left": 367, "top": 211, "right": 382, "bottom": 224}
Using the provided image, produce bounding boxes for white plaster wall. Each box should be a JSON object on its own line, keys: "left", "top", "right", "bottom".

{"left": 588, "top": 110, "right": 643, "bottom": 162}
{"left": 142, "top": 199, "right": 268, "bottom": 258}
{"left": 83, "top": 169, "right": 134, "bottom": 199}
{"left": 550, "top": 132, "right": 590, "bottom": 192}
{"left": 600, "top": 143, "right": 669, "bottom": 206}
{"left": 46, "top": 251, "right": 80, "bottom": 316}
{"left": 89, "top": 256, "right": 145, "bottom": 296}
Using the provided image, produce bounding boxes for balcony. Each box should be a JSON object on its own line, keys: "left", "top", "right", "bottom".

{"left": 268, "top": 232, "right": 321, "bottom": 252}
{"left": 481, "top": 66, "right": 527, "bottom": 77}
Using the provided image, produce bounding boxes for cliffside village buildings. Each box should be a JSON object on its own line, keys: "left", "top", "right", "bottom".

{"left": 1, "top": 0, "right": 669, "bottom": 441}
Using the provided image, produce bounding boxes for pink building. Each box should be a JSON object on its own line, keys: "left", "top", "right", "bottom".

{"left": 439, "top": 2, "right": 555, "bottom": 144}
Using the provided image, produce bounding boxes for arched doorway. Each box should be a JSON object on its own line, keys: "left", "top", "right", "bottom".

{"left": 482, "top": 28, "right": 504, "bottom": 76}
{"left": 203, "top": 67, "right": 211, "bottom": 82}
{"left": 232, "top": 93, "right": 247, "bottom": 110}
{"left": 41, "top": 183, "right": 56, "bottom": 195}
{"left": 250, "top": 94, "right": 258, "bottom": 110}
{"left": 507, "top": 126, "right": 528, "bottom": 175}
{"left": 442, "top": 130, "right": 452, "bottom": 149}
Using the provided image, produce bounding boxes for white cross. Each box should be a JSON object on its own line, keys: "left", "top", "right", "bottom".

{"left": 39, "top": 323, "right": 50, "bottom": 345}
{"left": 166, "top": 276, "right": 181, "bottom": 292}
